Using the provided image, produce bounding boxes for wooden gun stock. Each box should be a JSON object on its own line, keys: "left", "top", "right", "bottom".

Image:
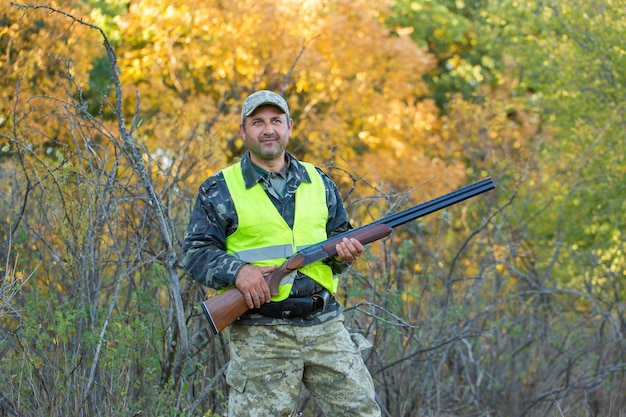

{"left": 200, "top": 177, "right": 495, "bottom": 335}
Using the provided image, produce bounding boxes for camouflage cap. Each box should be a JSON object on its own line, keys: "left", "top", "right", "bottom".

{"left": 241, "top": 90, "right": 290, "bottom": 123}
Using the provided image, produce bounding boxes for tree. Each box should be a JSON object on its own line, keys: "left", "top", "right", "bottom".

{"left": 387, "top": 0, "right": 507, "bottom": 109}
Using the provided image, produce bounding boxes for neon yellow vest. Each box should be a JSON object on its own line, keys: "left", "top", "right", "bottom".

{"left": 222, "top": 161, "right": 336, "bottom": 301}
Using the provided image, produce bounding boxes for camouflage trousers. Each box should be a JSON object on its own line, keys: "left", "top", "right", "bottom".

{"left": 225, "top": 315, "right": 381, "bottom": 417}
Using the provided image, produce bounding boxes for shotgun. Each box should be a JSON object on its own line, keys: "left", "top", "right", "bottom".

{"left": 201, "top": 177, "right": 495, "bottom": 334}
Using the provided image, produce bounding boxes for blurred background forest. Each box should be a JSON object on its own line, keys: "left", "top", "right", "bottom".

{"left": 0, "top": 0, "right": 624, "bottom": 416}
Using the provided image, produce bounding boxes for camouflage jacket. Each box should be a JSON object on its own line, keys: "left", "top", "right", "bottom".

{"left": 183, "top": 151, "right": 353, "bottom": 325}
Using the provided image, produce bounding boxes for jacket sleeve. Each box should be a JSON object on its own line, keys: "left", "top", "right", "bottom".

{"left": 182, "top": 175, "right": 246, "bottom": 290}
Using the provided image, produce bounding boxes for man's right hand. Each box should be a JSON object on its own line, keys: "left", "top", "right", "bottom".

{"left": 234, "top": 264, "right": 276, "bottom": 309}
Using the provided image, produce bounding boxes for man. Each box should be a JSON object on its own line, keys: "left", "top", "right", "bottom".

{"left": 183, "top": 90, "right": 382, "bottom": 417}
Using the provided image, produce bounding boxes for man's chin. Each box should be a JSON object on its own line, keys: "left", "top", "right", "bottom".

{"left": 252, "top": 149, "right": 284, "bottom": 161}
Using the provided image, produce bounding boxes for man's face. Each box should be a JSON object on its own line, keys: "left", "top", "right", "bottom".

{"left": 240, "top": 105, "right": 293, "bottom": 162}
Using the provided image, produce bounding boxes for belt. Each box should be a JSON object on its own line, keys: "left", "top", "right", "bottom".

{"left": 254, "top": 289, "right": 332, "bottom": 319}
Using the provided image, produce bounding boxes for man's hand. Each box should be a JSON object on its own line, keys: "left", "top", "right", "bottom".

{"left": 235, "top": 264, "right": 277, "bottom": 309}
{"left": 334, "top": 237, "right": 364, "bottom": 263}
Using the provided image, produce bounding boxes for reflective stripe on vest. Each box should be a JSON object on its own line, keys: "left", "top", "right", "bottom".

{"left": 222, "top": 161, "right": 336, "bottom": 301}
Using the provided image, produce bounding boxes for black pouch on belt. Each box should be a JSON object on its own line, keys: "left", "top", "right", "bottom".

{"left": 255, "top": 295, "right": 317, "bottom": 319}
{"left": 254, "top": 273, "right": 331, "bottom": 319}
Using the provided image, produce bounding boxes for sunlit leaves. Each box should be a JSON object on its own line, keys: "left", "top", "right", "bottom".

{"left": 90, "top": 0, "right": 444, "bottom": 193}
{"left": 387, "top": 0, "right": 506, "bottom": 107}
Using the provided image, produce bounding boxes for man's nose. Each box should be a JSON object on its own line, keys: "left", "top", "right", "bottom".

{"left": 262, "top": 123, "right": 276, "bottom": 134}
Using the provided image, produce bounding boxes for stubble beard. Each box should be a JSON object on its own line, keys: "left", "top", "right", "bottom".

{"left": 251, "top": 136, "right": 286, "bottom": 161}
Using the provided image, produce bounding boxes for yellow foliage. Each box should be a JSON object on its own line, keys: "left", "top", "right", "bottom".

{"left": 103, "top": 0, "right": 443, "bottom": 191}
{"left": 2, "top": 0, "right": 495, "bottom": 208}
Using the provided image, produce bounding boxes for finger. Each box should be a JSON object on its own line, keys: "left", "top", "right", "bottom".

{"left": 261, "top": 283, "right": 271, "bottom": 303}
{"left": 260, "top": 265, "right": 278, "bottom": 275}
{"left": 255, "top": 285, "right": 271, "bottom": 306}
{"left": 335, "top": 243, "right": 347, "bottom": 259}
{"left": 343, "top": 238, "right": 358, "bottom": 256}
{"left": 243, "top": 291, "right": 255, "bottom": 309}
{"left": 350, "top": 238, "right": 364, "bottom": 253}
{"left": 337, "top": 245, "right": 353, "bottom": 262}
{"left": 251, "top": 290, "right": 261, "bottom": 309}
{"left": 349, "top": 238, "right": 363, "bottom": 250}
{"left": 344, "top": 239, "right": 363, "bottom": 258}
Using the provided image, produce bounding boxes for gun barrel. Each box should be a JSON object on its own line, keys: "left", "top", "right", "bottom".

{"left": 383, "top": 177, "right": 495, "bottom": 228}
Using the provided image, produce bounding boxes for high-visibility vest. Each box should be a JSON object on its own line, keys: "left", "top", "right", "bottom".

{"left": 222, "top": 161, "right": 336, "bottom": 301}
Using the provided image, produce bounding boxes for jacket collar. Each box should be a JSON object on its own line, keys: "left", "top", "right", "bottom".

{"left": 239, "top": 151, "right": 312, "bottom": 189}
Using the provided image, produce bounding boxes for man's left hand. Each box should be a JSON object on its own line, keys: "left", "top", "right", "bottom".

{"left": 334, "top": 237, "right": 364, "bottom": 263}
